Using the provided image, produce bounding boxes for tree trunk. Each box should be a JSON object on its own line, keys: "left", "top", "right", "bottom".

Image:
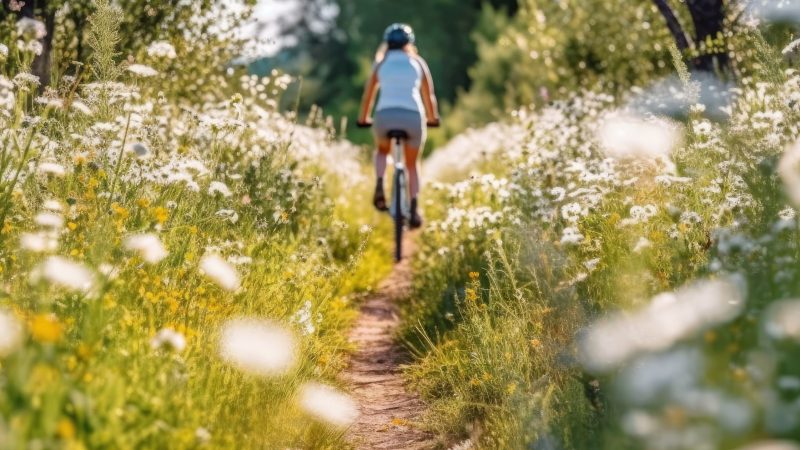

{"left": 651, "top": 0, "right": 729, "bottom": 75}
{"left": 686, "top": 0, "right": 728, "bottom": 73}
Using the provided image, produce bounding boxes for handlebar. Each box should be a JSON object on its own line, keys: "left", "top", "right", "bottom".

{"left": 356, "top": 119, "right": 441, "bottom": 128}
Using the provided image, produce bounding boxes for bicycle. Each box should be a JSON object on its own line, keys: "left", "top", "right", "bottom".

{"left": 357, "top": 120, "right": 439, "bottom": 262}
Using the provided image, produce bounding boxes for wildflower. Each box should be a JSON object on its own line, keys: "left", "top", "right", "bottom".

{"left": 37, "top": 162, "right": 65, "bottom": 177}
{"left": 779, "top": 140, "right": 800, "bottom": 206}
{"left": 124, "top": 233, "right": 168, "bottom": 264}
{"left": 560, "top": 226, "right": 584, "bottom": 246}
{"left": 0, "top": 310, "right": 23, "bottom": 356}
{"left": 20, "top": 232, "right": 58, "bottom": 252}
{"left": 30, "top": 314, "right": 62, "bottom": 343}
{"left": 31, "top": 256, "right": 95, "bottom": 293}
{"left": 292, "top": 300, "right": 315, "bottom": 335}
{"left": 195, "top": 427, "right": 211, "bottom": 445}
{"left": 208, "top": 181, "right": 232, "bottom": 198}
{"left": 298, "top": 382, "right": 359, "bottom": 427}
{"left": 151, "top": 206, "right": 169, "bottom": 224}
{"left": 16, "top": 17, "right": 47, "bottom": 40}
{"left": 34, "top": 212, "right": 64, "bottom": 229}
{"left": 200, "top": 254, "right": 240, "bottom": 291}
{"left": 219, "top": 318, "right": 296, "bottom": 376}
{"left": 126, "top": 64, "right": 159, "bottom": 77}
{"left": 469, "top": 271, "right": 479, "bottom": 280}
{"left": 579, "top": 276, "right": 745, "bottom": 372}
{"left": 147, "top": 41, "right": 177, "bottom": 59}
{"left": 633, "top": 237, "right": 652, "bottom": 253}
{"left": 0, "top": 44, "right": 7, "bottom": 60}
{"left": 42, "top": 199, "right": 63, "bottom": 212}
{"left": 597, "top": 112, "right": 681, "bottom": 161}
{"left": 764, "top": 300, "right": 800, "bottom": 342}
{"left": 150, "top": 328, "right": 186, "bottom": 353}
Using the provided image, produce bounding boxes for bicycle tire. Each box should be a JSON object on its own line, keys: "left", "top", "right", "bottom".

{"left": 393, "top": 169, "right": 405, "bottom": 262}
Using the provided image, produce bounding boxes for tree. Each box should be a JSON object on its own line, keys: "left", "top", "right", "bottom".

{"left": 652, "top": 0, "right": 729, "bottom": 73}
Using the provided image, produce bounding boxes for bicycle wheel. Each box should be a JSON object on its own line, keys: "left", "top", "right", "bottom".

{"left": 393, "top": 169, "right": 405, "bottom": 262}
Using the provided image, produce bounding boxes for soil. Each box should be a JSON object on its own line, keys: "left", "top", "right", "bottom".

{"left": 344, "top": 239, "right": 438, "bottom": 449}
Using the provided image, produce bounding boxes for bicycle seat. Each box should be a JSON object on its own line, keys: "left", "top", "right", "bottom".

{"left": 387, "top": 130, "right": 408, "bottom": 140}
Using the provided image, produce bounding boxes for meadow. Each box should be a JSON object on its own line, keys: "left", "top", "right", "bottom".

{"left": 3, "top": 1, "right": 800, "bottom": 450}
{"left": 404, "top": 32, "right": 800, "bottom": 450}
{"left": 0, "top": 2, "right": 395, "bottom": 448}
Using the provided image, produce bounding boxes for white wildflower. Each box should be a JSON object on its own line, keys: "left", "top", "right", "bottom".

{"left": 42, "top": 199, "right": 63, "bottom": 212}
{"left": 779, "top": 140, "right": 800, "bottom": 206}
{"left": 124, "top": 233, "right": 168, "bottom": 264}
{"left": 31, "top": 256, "right": 95, "bottom": 293}
{"left": 208, "top": 181, "right": 232, "bottom": 198}
{"left": 219, "top": 318, "right": 296, "bottom": 376}
{"left": 150, "top": 328, "right": 186, "bottom": 352}
{"left": 20, "top": 232, "right": 58, "bottom": 252}
{"left": 580, "top": 276, "right": 746, "bottom": 372}
{"left": 127, "top": 64, "right": 159, "bottom": 78}
{"left": 298, "top": 382, "right": 359, "bottom": 427}
{"left": 0, "top": 310, "right": 23, "bottom": 357}
{"left": 37, "top": 162, "right": 65, "bottom": 177}
{"left": 147, "top": 41, "right": 177, "bottom": 59}
{"left": 200, "top": 254, "right": 240, "bottom": 291}
{"left": 598, "top": 113, "right": 681, "bottom": 161}
{"left": 16, "top": 17, "right": 46, "bottom": 40}
{"left": 34, "top": 212, "right": 64, "bottom": 229}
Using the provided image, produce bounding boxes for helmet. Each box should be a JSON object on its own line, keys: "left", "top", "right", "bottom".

{"left": 383, "top": 23, "right": 415, "bottom": 50}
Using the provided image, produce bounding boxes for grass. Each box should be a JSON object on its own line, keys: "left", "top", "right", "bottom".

{"left": 401, "top": 32, "right": 800, "bottom": 449}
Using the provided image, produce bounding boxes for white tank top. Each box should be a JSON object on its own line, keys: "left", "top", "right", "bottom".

{"left": 375, "top": 50, "right": 425, "bottom": 115}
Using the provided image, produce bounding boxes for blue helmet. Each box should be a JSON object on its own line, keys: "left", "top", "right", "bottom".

{"left": 383, "top": 23, "right": 415, "bottom": 49}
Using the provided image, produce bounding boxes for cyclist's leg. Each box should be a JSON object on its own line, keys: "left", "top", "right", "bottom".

{"left": 371, "top": 115, "right": 392, "bottom": 211}
{"left": 404, "top": 145, "right": 420, "bottom": 198}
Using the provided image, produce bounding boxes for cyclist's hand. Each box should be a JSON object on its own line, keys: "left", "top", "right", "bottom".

{"left": 427, "top": 118, "right": 441, "bottom": 128}
{"left": 356, "top": 119, "right": 372, "bottom": 128}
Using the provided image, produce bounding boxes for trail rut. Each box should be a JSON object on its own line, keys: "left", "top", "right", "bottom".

{"left": 344, "top": 239, "right": 436, "bottom": 449}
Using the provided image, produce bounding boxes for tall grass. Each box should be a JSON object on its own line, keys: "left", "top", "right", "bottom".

{"left": 405, "top": 30, "right": 800, "bottom": 449}
{"left": 0, "top": 5, "right": 393, "bottom": 448}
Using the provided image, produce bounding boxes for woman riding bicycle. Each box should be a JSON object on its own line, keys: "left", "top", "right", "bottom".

{"left": 357, "top": 23, "right": 440, "bottom": 229}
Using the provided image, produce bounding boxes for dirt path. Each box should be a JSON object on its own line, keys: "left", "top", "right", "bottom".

{"left": 344, "top": 238, "right": 436, "bottom": 449}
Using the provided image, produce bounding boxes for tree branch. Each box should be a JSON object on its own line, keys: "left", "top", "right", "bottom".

{"left": 651, "top": 0, "right": 691, "bottom": 51}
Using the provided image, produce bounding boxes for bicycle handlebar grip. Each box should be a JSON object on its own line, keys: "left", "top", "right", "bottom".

{"left": 356, "top": 121, "right": 372, "bottom": 129}
{"left": 427, "top": 120, "right": 441, "bottom": 128}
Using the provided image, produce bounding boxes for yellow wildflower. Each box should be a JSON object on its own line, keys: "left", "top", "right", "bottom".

{"left": 136, "top": 198, "right": 151, "bottom": 208}
{"left": 469, "top": 271, "right": 479, "bottom": 280}
{"left": 31, "top": 314, "right": 63, "bottom": 343}
{"left": 151, "top": 207, "right": 169, "bottom": 224}
{"left": 465, "top": 288, "right": 477, "bottom": 302}
{"left": 57, "top": 418, "right": 76, "bottom": 440}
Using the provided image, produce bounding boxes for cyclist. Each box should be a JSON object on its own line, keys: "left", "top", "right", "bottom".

{"left": 357, "top": 23, "right": 440, "bottom": 229}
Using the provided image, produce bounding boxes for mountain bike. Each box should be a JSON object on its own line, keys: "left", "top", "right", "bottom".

{"left": 358, "top": 121, "right": 439, "bottom": 262}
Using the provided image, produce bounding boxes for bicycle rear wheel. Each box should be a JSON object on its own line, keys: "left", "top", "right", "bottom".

{"left": 393, "top": 170, "right": 405, "bottom": 262}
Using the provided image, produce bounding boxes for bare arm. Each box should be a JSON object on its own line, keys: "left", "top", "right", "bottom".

{"left": 358, "top": 70, "right": 379, "bottom": 124}
{"left": 417, "top": 57, "right": 440, "bottom": 124}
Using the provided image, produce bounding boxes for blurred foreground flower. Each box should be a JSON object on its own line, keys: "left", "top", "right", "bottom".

{"left": 30, "top": 256, "right": 95, "bottom": 293}
{"left": 298, "top": 382, "right": 358, "bottom": 428}
{"left": 597, "top": 113, "right": 681, "bottom": 161}
{"left": 200, "top": 254, "right": 240, "bottom": 291}
{"left": 124, "top": 233, "right": 168, "bottom": 264}
{"left": 219, "top": 319, "right": 296, "bottom": 376}
{"left": 778, "top": 140, "right": 800, "bottom": 206}
{"left": 580, "top": 276, "right": 745, "bottom": 372}
{"left": 0, "top": 310, "right": 23, "bottom": 356}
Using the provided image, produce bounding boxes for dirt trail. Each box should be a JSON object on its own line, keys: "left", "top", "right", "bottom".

{"left": 344, "top": 238, "right": 436, "bottom": 450}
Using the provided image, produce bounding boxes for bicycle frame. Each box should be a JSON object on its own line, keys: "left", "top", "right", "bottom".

{"left": 389, "top": 133, "right": 409, "bottom": 262}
